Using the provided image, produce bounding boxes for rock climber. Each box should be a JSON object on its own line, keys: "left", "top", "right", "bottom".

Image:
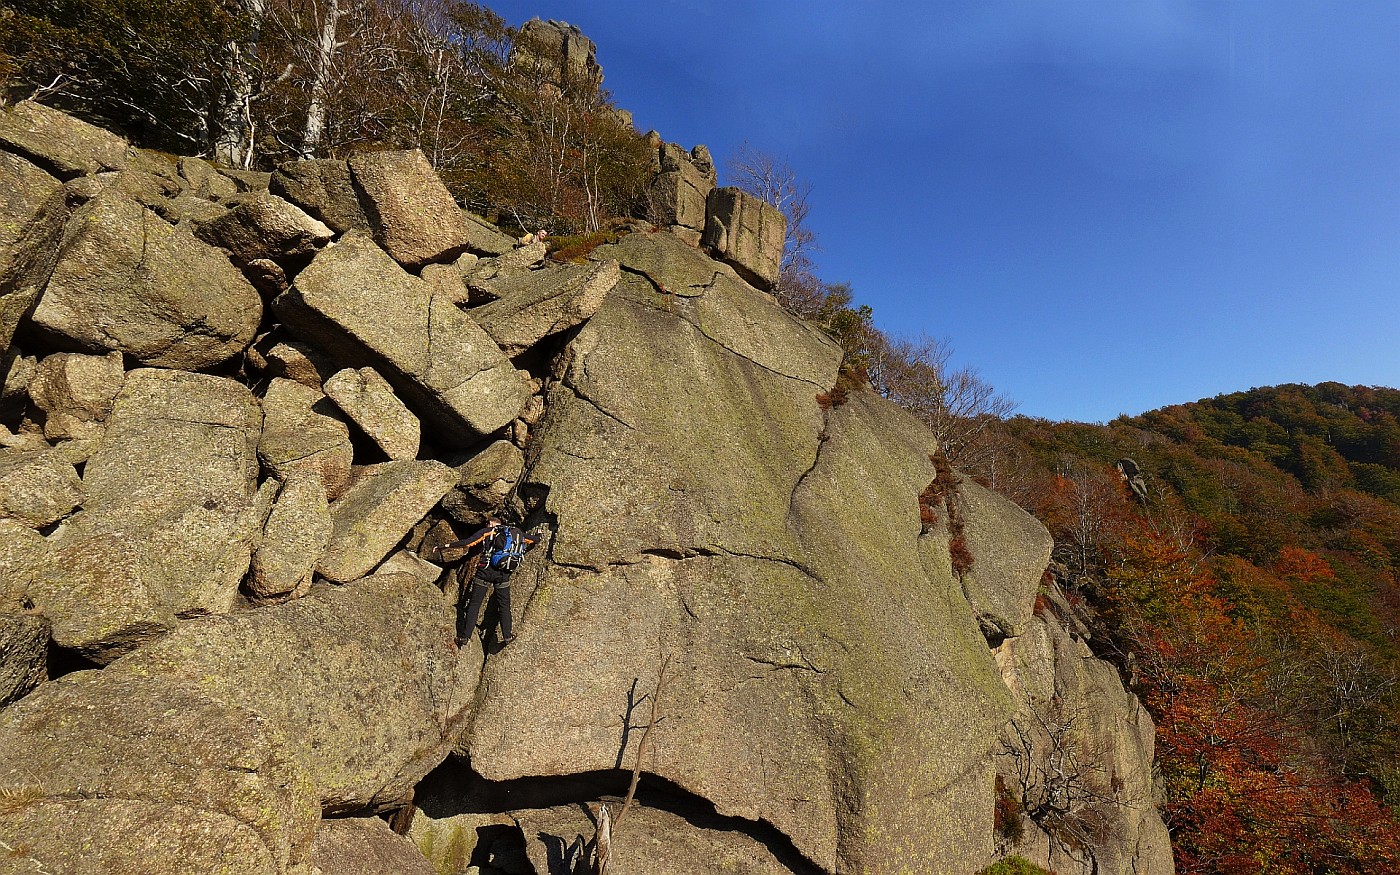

{"left": 439, "top": 515, "right": 542, "bottom": 647}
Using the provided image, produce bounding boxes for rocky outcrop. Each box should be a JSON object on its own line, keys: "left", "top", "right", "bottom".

{"left": 250, "top": 473, "right": 332, "bottom": 601}
{"left": 270, "top": 158, "right": 367, "bottom": 234}
{"left": 647, "top": 136, "right": 716, "bottom": 244}
{"left": 257, "top": 377, "right": 354, "bottom": 499}
{"left": 317, "top": 459, "right": 457, "bottom": 583}
{"left": 0, "top": 100, "right": 130, "bottom": 179}
{"left": 0, "top": 103, "right": 1172, "bottom": 875}
{"left": 26, "top": 350, "right": 124, "bottom": 441}
{"left": 703, "top": 186, "right": 786, "bottom": 291}
{"left": 313, "top": 817, "right": 439, "bottom": 875}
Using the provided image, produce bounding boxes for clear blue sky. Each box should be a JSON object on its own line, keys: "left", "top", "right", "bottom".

{"left": 488, "top": 1, "right": 1400, "bottom": 422}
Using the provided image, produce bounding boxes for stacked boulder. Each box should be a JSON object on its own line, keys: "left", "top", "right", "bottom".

{"left": 0, "top": 101, "right": 617, "bottom": 874}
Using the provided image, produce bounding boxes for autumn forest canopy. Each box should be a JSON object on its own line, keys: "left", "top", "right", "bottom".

{"left": 3, "top": 1, "right": 1400, "bottom": 871}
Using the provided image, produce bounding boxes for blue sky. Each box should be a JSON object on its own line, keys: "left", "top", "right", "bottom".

{"left": 487, "top": 1, "right": 1400, "bottom": 422}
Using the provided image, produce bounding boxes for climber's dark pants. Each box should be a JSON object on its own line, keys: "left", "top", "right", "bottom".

{"left": 460, "top": 565, "right": 513, "bottom": 642}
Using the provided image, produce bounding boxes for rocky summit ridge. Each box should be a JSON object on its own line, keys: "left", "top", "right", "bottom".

{"left": 0, "top": 99, "right": 1172, "bottom": 875}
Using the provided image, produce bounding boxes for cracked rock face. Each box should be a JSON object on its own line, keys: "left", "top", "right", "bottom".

{"left": 460, "top": 232, "right": 1026, "bottom": 874}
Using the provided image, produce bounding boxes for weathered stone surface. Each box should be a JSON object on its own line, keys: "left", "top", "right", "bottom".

{"left": 0, "top": 149, "right": 60, "bottom": 255}
{"left": 471, "top": 259, "right": 619, "bottom": 355}
{"left": 462, "top": 243, "right": 1013, "bottom": 874}
{"left": 0, "top": 572, "right": 469, "bottom": 873}
{"left": 33, "top": 369, "right": 262, "bottom": 662}
{"left": 195, "top": 191, "right": 333, "bottom": 267}
{"left": 958, "top": 479, "right": 1054, "bottom": 640}
{"left": 515, "top": 804, "right": 795, "bottom": 875}
{"left": 0, "top": 611, "right": 48, "bottom": 707}
{"left": 461, "top": 209, "right": 516, "bottom": 256}
{"left": 179, "top": 155, "right": 239, "bottom": 199}
{"left": 994, "top": 601, "right": 1174, "bottom": 875}
{"left": 440, "top": 439, "right": 524, "bottom": 526}
{"left": 249, "top": 474, "right": 332, "bottom": 600}
{"left": 0, "top": 151, "right": 67, "bottom": 353}
{"left": 258, "top": 378, "right": 353, "bottom": 500}
{"left": 348, "top": 150, "right": 470, "bottom": 268}
{"left": 318, "top": 460, "right": 457, "bottom": 582}
{"left": 30, "top": 189, "right": 262, "bottom": 369}
{"left": 324, "top": 367, "right": 420, "bottom": 461}
{"left": 270, "top": 158, "right": 367, "bottom": 235}
{"left": 702, "top": 186, "right": 785, "bottom": 291}
{"left": 374, "top": 548, "right": 442, "bottom": 587}
{"left": 276, "top": 231, "right": 530, "bottom": 446}
{"left": 27, "top": 350, "right": 125, "bottom": 441}
{"left": 0, "top": 447, "right": 83, "bottom": 527}
{"left": 0, "top": 519, "right": 47, "bottom": 605}
{"left": 0, "top": 101, "right": 130, "bottom": 179}
{"left": 313, "top": 817, "right": 439, "bottom": 875}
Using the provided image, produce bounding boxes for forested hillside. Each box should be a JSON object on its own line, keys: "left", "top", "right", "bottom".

{"left": 991, "top": 382, "right": 1400, "bottom": 874}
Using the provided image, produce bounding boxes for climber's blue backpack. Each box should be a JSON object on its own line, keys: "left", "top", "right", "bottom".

{"left": 487, "top": 525, "right": 527, "bottom": 572}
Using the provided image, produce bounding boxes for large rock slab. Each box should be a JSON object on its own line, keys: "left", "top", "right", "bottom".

{"left": 348, "top": 150, "right": 470, "bottom": 268}
{"left": 324, "top": 367, "right": 420, "bottom": 461}
{"left": 29, "top": 189, "right": 262, "bottom": 369}
{"left": 313, "top": 817, "right": 438, "bottom": 875}
{"left": 258, "top": 377, "right": 353, "bottom": 499}
{"left": 0, "top": 151, "right": 67, "bottom": 353}
{"left": 0, "top": 572, "right": 469, "bottom": 874}
{"left": 318, "top": 460, "right": 457, "bottom": 583}
{"left": 194, "top": 191, "right": 333, "bottom": 267}
{"left": 0, "top": 101, "right": 130, "bottom": 179}
{"left": 32, "top": 369, "right": 262, "bottom": 662}
{"left": 271, "top": 158, "right": 368, "bottom": 235}
{"left": 27, "top": 350, "right": 125, "bottom": 441}
{"left": 249, "top": 473, "right": 332, "bottom": 600}
{"left": 0, "top": 446, "right": 83, "bottom": 527}
{"left": 702, "top": 186, "right": 785, "bottom": 291}
{"left": 958, "top": 479, "right": 1055, "bottom": 640}
{"left": 463, "top": 245, "right": 1019, "bottom": 874}
{"left": 471, "top": 258, "right": 619, "bottom": 355}
{"left": 276, "top": 231, "right": 530, "bottom": 446}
